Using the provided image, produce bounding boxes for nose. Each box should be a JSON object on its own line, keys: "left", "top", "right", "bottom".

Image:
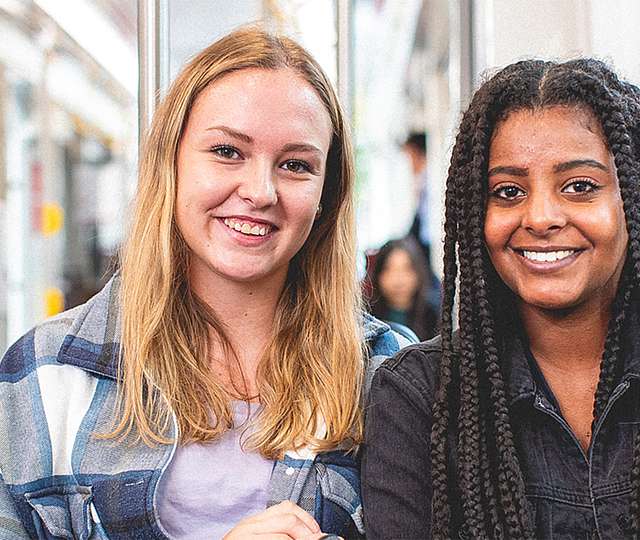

{"left": 521, "top": 190, "right": 567, "bottom": 235}
{"left": 236, "top": 160, "right": 278, "bottom": 208}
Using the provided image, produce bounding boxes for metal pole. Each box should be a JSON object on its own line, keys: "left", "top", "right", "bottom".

{"left": 137, "top": 0, "right": 169, "bottom": 142}
{"left": 336, "top": 0, "right": 352, "bottom": 120}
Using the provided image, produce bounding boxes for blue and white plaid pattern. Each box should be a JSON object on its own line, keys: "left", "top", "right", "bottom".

{"left": 0, "top": 277, "right": 413, "bottom": 539}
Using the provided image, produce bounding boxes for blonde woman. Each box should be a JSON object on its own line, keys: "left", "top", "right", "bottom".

{"left": 0, "top": 29, "right": 412, "bottom": 539}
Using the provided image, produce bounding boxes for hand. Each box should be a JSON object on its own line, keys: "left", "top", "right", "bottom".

{"left": 222, "top": 500, "right": 329, "bottom": 540}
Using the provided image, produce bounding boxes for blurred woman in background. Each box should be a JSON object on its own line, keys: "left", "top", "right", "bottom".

{"left": 0, "top": 28, "right": 410, "bottom": 540}
{"left": 369, "top": 237, "right": 438, "bottom": 340}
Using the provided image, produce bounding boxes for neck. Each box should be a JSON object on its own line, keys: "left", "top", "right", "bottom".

{"left": 189, "top": 266, "right": 287, "bottom": 392}
{"left": 519, "top": 300, "right": 612, "bottom": 371}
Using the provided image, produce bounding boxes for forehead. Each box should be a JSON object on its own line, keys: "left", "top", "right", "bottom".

{"left": 489, "top": 106, "right": 609, "bottom": 164}
{"left": 185, "top": 67, "right": 333, "bottom": 145}
{"left": 385, "top": 248, "right": 413, "bottom": 267}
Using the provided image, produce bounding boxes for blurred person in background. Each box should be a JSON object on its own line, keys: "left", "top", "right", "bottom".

{"left": 368, "top": 237, "right": 438, "bottom": 340}
{"left": 404, "top": 131, "right": 431, "bottom": 263}
{"left": 0, "top": 28, "right": 411, "bottom": 540}
{"left": 403, "top": 131, "right": 442, "bottom": 317}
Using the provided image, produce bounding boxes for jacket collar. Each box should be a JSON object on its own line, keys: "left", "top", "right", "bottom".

{"left": 505, "top": 296, "right": 640, "bottom": 405}
{"left": 57, "top": 277, "right": 392, "bottom": 380}
{"left": 57, "top": 275, "right": 121, "bottom": 380}
{"left": 503, "top": 333, "right": 537, "bottom": 405}
{"left": 362, "top": 311, "right": 390, "bottom": 342}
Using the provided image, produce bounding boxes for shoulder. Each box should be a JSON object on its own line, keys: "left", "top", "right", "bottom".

{"left": 361, "top": 313, "right": 417, "bottom": 396}
{"left": 0, "top": 280, "right": 120, "bottom": 487}
{"left": 370, "top": 334, "right": 445, "bottom": 414}
{"left": 0, "top": 277, "right": 119, "bottom": 387}
{"left": 362, "top": 312, "right": 417, "bottom": 355}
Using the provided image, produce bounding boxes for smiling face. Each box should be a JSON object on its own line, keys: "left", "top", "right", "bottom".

{"left": 484, "top": 106, "right": 628, "bottom": 313}
{"left": 175, "top": 68, "right": 333, "bottom": 294}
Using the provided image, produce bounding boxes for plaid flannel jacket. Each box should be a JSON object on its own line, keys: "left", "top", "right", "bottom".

{"left": 0, "top": 277, "right": 413, "bottom": 539}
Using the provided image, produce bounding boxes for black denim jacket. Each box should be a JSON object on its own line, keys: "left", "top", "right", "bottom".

{"left": 362, "top": 308, "right": 640, "bottom": 540}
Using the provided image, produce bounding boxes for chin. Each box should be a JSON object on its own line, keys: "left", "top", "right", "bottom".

{"left": 220, "top": 269, "right": 268, "bottom": 283}
{"left": 518, "top": 292, "right": 581, "bottom": 312}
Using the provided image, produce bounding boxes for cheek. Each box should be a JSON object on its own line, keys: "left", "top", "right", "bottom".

{"left": 408, "top": 273, "right": 419, "bottom": 291}
{"left": 483, "top": 211, "right": 506, "bottom": 254}
{"left": 287, "top": 187, "right": 324, "bottom": 227}
{"left": 584, "top": 203, "right": 627, "bottom": 253}
{"left": 483, "top": 207, "right": 521, "bottom": 254}
{"left": 378, "top": 275, "right": 393, "bottom": 296}
{"left": 176, "top": 172, "right": 231, "bottom": 219}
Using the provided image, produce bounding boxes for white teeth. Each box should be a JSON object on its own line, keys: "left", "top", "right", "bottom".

{"left": 223, "top": 218, "right": 270, "bottom": 236}
{"left": 522, "top": 250, "right": 575, "bottom": 263}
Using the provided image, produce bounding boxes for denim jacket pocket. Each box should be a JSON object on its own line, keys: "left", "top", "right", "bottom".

{"left": 314, "top": 451, "right": 364, "bottom": 539}
{"left": 25, "top": 485, "right": 99, "bottom": 540}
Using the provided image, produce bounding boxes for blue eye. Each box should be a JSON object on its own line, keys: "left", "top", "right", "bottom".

{"left": 211, "top": 145, "right": 241, "bottom": 160}
{"left": 562, "top": 179, "right": 600, "bottom": 194}
{"left": 282, "top": 159, "right": 311, "bottom": 173}
{"left": 492, "top": 184, "right": 526, "bottom": 200}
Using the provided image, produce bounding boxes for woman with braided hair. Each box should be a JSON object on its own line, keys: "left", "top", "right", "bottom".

{"left": 362, "top": 58, "right": 640, "bottom": 539}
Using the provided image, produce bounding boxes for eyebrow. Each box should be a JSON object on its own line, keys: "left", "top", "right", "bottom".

{"left": 205, "top": 125, "right": 253, "bottom": 143}
{"left": 488, "top": 159, "right": 609, "bottom": 177}
{"left": 281, "top": 142, "right": 323, "bottom": 155}
{"left": 487, "top": 165, "right": 528, "bottom": 177}
{"left": 552, "top": 159, "right": 609, "bottom": 173}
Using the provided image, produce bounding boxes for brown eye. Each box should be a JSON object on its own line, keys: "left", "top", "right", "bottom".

{"left": 281, "top": 159, "right": 311, "bottom": 173}
{"left": 211, "top": 145, "right": 241, "bottom": 160}
{"left": 492, "top": 185, "right": 525, "bottom": 200}
{"left": 562, "top": 179, "right": 600, "bottom": 194}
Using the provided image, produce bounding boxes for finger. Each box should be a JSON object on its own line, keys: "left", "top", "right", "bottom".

{"left": 257, "top": 513, "right": 319, "bottom": 538}
{"left": 246, "top": 501, "right": 320, "bottom": 533}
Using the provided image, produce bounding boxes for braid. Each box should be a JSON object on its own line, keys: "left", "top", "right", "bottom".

{"left": 456, "top": 255, "right": 486, "bottom": 536}
{"left": 434, "top": 57, "right": 640, "bottom": 538}
{"left": 430, "top": 118, "right": 466, "bottom": 536}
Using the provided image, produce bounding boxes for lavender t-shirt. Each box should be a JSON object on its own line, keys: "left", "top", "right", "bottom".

{"left": 156, "top": 401, "right": 274, "bottom": 539}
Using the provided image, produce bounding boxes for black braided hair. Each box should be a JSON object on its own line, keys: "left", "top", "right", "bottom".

{"left": 434, "top": 58, "right": 640, "bottom": 538}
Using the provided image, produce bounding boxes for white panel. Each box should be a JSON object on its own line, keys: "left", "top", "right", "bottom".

{"left": 37, "top": 364, "right": 98, "bottom": 476}
{"left": 589, "top": 0, "right": 640, "bottom": 84}
{"left": 34, "top": 0, "right": 137, "bottom": 94}
{"left": 489, "top": 0, "right": 591, "bottom": 69}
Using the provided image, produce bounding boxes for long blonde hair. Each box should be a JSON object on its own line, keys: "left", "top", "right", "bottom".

{"left": 114, "top": 27, "right": 363, "bottom": 457}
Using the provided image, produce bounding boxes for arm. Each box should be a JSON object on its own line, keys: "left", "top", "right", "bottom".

{"left": 0, "top": 473, "right": 30, "bottom": 538}
{"left": 361, "top": 362, "right": 433, "bottom": 539}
